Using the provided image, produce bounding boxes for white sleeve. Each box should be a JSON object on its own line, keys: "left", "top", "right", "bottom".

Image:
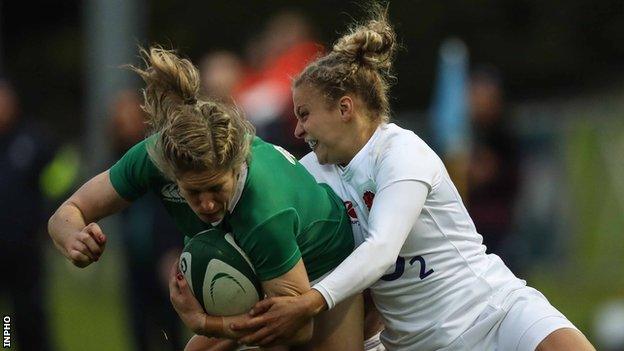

{"left": 374, "top": 136, "right": 440, "bottom": 191}
{"left": 312, "top": 179, "right": 429, "bottom": 309}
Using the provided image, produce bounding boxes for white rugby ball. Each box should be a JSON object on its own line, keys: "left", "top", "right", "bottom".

{"left": 180, "top": 229, "right": 262, "bottom": 316}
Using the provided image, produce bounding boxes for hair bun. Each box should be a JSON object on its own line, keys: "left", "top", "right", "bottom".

{"left": 332, "top": 14, "right": 396, "bottom": 72}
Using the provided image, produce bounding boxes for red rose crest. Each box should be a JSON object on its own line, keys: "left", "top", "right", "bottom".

{"left": 344, "top": 201, "right": 358, "bottom": 220}
{"left": 363, "top": 191, "right": 375, "bottom": 211}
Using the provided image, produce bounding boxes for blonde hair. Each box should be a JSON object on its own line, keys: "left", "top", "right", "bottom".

{"left": 129, "top": 46, "right": 255, "bottom": 180}
{"left": 293, "top": 3, "right": 396, "bottom": 123}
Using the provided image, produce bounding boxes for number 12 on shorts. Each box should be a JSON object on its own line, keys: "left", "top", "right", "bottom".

{"left": 380, "top": 255, "right": 434, "bottom": 281}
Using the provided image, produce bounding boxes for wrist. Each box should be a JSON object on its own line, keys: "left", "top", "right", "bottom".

{"left": 303, "top": 289, "right": 328, "bottom": 316}
{"left": 194, "top": 314, "right": 223, "bottom": 337}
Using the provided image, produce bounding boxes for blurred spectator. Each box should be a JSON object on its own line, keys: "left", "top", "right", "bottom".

{"left": 199, "top": 51, "right": 245, "bottom": 102}
{"left": 235, "top": 10, "right": 322, "bottom": 157}
{"left": 466, "top": 66, "right": 520, "bottom": 262}
{"left": 109, "top": 90, "right": 183, "bottom": 351}
{"left": 0, "top": 79, "right": 55, "bottom": 350}
{"left": 593, "top": 298, "right": 624, "bottom": 351}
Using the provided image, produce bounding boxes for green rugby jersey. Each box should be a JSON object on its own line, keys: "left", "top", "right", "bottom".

{"left": 109, "top": 135, "right": 353, "bottom": 281}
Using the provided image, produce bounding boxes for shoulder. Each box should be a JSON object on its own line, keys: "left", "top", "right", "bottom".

{"left": 113, "top": 135, "right": 162, "bottom": 175}
{"left": 108, "top": 134, "right": 166, "bottom": 200}
{"left": 237, "top": 139, "right": 311, "bottom": 216}
{"left": 372, "top": 123, "right": 442, "bottom": 189}
{"left": 371, "top": 124, "right": 439, "bottom": 166}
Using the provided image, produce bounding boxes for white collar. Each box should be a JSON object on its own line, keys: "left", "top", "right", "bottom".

{"left": 210, "top": 162, "right": 248, "bottom": 226}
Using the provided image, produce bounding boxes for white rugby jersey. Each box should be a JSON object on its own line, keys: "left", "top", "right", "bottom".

{"left": 299, "top": 123, "right": 525, "bottom": 350}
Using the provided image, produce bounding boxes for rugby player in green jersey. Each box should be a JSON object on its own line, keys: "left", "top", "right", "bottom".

{"left": 48, "top": 47, "right": 364, "bottom": 350}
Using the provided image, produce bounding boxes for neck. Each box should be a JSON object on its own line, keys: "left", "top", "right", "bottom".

{"left": 340, "top": 121, "right": 379, "bottom": 166}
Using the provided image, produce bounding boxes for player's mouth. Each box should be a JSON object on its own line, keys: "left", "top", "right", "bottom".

{"left": 198, "top": 209, "right": 224, "bottom": 222}
{"left": 306, "top": 138, "right": 318, "bottom": 150}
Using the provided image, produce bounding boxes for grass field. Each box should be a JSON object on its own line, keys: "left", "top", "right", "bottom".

{"left": 48, "top": 244, "right": 132, "bottom": 351}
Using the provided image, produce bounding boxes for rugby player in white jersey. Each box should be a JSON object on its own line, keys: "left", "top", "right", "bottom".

{"left": 231, "top": 5, "right": 596, "bottom": 351}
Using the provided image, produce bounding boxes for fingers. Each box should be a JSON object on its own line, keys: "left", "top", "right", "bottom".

{"left": 66, "top": 223, "right": 107, "bottom": 268}
{"left": 71, "top": 239, "right": 96, "bottom": 261}
{"left": 68, "top": 249, "right": 92, "bottom": 268}
{"left": 85, "top": 223, "right": 107, "bottom": 253}
{"left": 169, "top": 267, "right": 181, "bottom": 297}
{"left": 256, "top": 334, "right": 278, "bottom": 347}
{"left": 78, "top": 232, "right": 102, "bottom": 259}
{"left": 230, "top": 315, "right": 268, "bottom": 331}
{"left": 177, "top": 273, "right": 189, "bottom": 290}
{"left": 85, "top": 222, "right": 107, "bottom": 245}
{"left": 249, "top": 298, "right": 275, "bottom": 316}
{"left": 238, "top": 326, "right": 275, "bottom": 346}
{"left": 170, "top": 258, "right": 181, "bottom": 280}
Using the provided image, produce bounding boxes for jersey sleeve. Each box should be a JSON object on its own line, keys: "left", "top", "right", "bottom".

{"left": 238, "top": 209, "right": 302, "bottom": 281}
{"left": 109, "top": 138, "right": 157, "bottom": 201}
{"left": 374, "top": 134, "right": 441, "bottom": 192}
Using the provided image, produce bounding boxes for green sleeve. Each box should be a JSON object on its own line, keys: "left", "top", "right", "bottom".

{"left": 109, "top": 138, "right": 156, "bottom": 201}
{"left": 239, "top": 210, "right": 302, "bottom": 281}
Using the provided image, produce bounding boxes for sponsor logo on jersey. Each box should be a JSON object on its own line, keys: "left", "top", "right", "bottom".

{"left": 363, "top": 191, "right": 375, "bottom": 211}
{"left": 161, "top": 184, "right": 186, "bottom": 203}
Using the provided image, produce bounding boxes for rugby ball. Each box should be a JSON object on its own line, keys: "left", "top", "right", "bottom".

{"left": 180, "top": 228, "right": 262, "bottom": 316}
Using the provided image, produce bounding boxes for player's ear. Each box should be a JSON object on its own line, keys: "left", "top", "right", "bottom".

{"left": 338, "top": 96, "right": 353, "bottom": 122}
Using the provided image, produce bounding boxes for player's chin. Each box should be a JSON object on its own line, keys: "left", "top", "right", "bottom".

{"left": 313, "top": 148, "right": 328, "bottom": 165}
{"left": 199, "top": 211, "right": 225, "bottom": 223}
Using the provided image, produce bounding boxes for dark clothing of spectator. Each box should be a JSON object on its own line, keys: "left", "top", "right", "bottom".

{"left": 468, "top": 120, "right": 519, "bottom": 255}
{"left": 0, "top": 119, "right": 55, "bottom": 351}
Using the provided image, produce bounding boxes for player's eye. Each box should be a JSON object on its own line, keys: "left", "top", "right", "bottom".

{"left": 296, "top": 107, "right": 308, "bottom": 120}
{"left": 208, "top": 185, "right": 223, "bottom": 193}
{"left": 184, "top": 188, "right": 199, "bottom": 196}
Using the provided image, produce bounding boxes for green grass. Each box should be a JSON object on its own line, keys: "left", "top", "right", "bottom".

{"left": 528, "top": 121, "right": 624, "bottom": 342}
{"left": 48, "top": 246, "right": 132, "bottom": 351}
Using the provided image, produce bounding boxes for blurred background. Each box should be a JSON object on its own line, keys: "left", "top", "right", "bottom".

{"left": 1, "top": 0, "right": 623, "bottom": 350}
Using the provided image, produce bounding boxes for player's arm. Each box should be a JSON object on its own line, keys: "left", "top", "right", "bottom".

{"left": 250, "top": 259, "right": 313, "bottom": 345}
{"left": 48, "top": 170, "right": 131, "bottom": 267}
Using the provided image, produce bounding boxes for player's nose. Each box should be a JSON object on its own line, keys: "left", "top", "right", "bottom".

{"left": 294, "top": 120, "right": 305, "bottom": 139}
{"left": 198, "top": 192, "right": 217, "bottom": 212}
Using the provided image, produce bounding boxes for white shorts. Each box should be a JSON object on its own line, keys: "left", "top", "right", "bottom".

{"left": 365, "top": 331, "right": 386, "bottom": 351}
{"left": 441, "top": 286, "right": 577, "bottom": 351}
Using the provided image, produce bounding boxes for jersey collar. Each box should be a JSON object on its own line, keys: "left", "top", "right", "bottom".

{"left": 210, "top": 162, "right": 248, "bottom": 226}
